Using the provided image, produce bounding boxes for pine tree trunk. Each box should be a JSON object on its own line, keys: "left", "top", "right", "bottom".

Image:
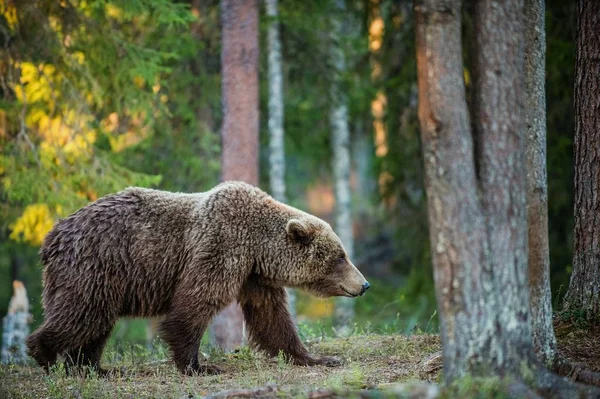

{"left": 212, "top": 0, "right": 259, "bottom": 350}
{"left": 470, "top": 0, "right": 535, "bottom": 371}
{"left": 329, "top": 0, "right": 355, "bottom": 336}
{"left": 265, "top": 0, "right": 295, "bottom": 319}
{"left": 564, "top": 0, "right": 600, "bottom": 319}
{"left": 524, "top": 0, "right": 558, "bottom": 364}
{"left": 417, "top": 1, "right": 600, "bottom": 393}
{"left": 416, "top": 0, "right": 536, "bottom": 381}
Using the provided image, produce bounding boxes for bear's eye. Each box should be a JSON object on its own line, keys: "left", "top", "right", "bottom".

{"left": 337, "top": 255, "right": 345, "bottom": 264}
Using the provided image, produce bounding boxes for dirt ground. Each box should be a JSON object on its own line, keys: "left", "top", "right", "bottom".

{"left": 0, "top": 334, "right": 441, "bottom": 398}
{"left": 1, "top": 323, "right": 598, "bottom": 399}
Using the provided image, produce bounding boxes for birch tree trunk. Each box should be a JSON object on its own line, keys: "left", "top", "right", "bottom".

{"left": 265, "top": 0, "right": 295, "bottom": 319}
{"left": 266, "top": 0, "right": 285, "bottom": 204}
{"left": 564, "top": 0, "right": 600, "bottom": 320}
{"left": 211, "top": 0, "right": 259, "bottom": 350}
{"left": 2, "top": 281, "right": 31, "bottom": 365}
{"left": 329, "top": 0, "right": 355, "bottom": 336}
{"left": 524, "top": 0, "right": 558, "bottom": 365}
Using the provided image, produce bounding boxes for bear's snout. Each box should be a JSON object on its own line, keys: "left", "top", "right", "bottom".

{"left": 360, "top": 281, "right": 371, "bottom": 296}
{"left": 339, "top": 262, "right": 368, "bottom": 297}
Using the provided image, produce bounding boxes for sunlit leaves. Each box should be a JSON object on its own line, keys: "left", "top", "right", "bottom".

{"left": 9, "top": 204, "right": 55, "bottom": 246}
{"left": 0, "top": 1, "right": 194, "bottom": 245}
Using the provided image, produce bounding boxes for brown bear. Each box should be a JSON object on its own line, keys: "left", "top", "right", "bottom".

{"left": 26, "top": 181, "right": 370, "bottom": 375}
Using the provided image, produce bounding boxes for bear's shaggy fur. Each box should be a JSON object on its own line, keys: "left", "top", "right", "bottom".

{"left": 27, "top": 182, "right": 368, "bottom": 375}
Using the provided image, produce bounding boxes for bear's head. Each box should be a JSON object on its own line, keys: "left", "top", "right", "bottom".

{"left": 280, "top": 217, "right": 370, "bottom": 298}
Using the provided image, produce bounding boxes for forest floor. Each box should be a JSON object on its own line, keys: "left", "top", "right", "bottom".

{"left": 0, "top": 321, "right": 598, "bottom": 399}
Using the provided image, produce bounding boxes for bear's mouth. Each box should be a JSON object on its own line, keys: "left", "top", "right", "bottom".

{"left": 340, "top": 286, "right": 359, "bottom": 297}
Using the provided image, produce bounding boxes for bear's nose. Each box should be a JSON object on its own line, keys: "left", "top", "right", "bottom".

{"left": 360, "top": 281, "right": 371, "bottom": 296}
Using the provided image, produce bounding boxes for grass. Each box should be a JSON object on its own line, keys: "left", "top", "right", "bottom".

{"left": 0, "top": 333, "right": 442, "bottom": 399}
{"left": 2, "top": 313, "right": 597, "bottom": 398}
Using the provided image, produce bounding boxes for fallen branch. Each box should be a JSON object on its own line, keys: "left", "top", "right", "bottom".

{"left": 202, "top": 384, "right": 278, "bottom": 399}
{"left": 202, "top": 382, "right": 440, "bottom": 399}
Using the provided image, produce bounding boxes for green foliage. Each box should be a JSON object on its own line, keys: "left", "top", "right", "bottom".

{"left": 0, "top": 0, "right": 221, "bottom": 342}
{"left": 1, "top": 0, "right": 195, "bottom": 244}
{"left": 558, "top": 308, "right": 597, "bottom": 330}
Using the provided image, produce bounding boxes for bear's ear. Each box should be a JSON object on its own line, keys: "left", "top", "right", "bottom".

{"left": 286, "top": 219, "right": 313, "bottom": 244}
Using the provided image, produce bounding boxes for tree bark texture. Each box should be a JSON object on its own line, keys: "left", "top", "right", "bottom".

{"left": 471, "top": 0, "right": 533, "bottom": 367}
{"left": 212, "top": 0, "right": 259, "bottom": 350}
{"left": 220, "top": 0, "right": 260, "bottom": 185}
{"left": 524, "top": 0, "right": 558, "bottom": 365}
{"left": 329, "top": 0, "right": 355, "bottom": 335}
{"left": 565, "top": 0, "right": 600, "bottom": 319}
{"left": 416, "top": 0, "right": 537, "bottom": 382}
{"left": 265, "top": 0, "right": 295, "bottom": 320}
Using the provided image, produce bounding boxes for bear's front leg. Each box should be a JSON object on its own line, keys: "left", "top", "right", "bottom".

{"left": 239, "top": 280, "right": 341, "bottom": 367}
{"left": 159, "top": 307, "right": 223, "bottom": 376}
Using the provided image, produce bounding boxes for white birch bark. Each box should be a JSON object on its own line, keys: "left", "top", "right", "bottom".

{"left": 2, "top": 281, "right": 31, "bottom": 365}
{"left": 265, "top": 0, "right": 296, "bottom": 320}
{"left": 266, "top": 0, "right": 286, "bottom": 204}
{"left": 329, "top": 0, "right": 355, "bottom": 336}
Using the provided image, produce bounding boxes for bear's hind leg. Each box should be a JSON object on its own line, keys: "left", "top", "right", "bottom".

{"left": 26, "top": 325, "right": 59, "bottom": 372}
{"left": 240, "top": 280, "right": 340, "bottom": 367}
{"left": 159, "top": 306, "right": 222, "bottom": 376}
{"left": 64, "top": 329, "right": 112, "bottom": 377}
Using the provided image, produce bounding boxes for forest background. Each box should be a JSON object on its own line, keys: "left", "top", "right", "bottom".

{"left": 0, "top": 0, "right": 576, "bottom": 346}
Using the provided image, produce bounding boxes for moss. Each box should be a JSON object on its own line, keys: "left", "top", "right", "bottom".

{"left": 440, "top": 375, "right": 512, "bottom": 399}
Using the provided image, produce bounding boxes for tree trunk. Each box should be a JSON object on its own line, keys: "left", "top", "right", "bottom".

{"left": 266, "top": 0, "right": 285, "bottom": 204}
{"left": 524, "top": 0, "right": 558, "bottom": 365}
{"left": 265, "top": 0, "right": 295, "bottom": 320}
{"left": 416, "top": 0, "right": 535, "bottom": 381}
{"left": 471, "top": 0, "right": 535, "bottom": 370}
{"left": 564, "top": 0, "right": 600, "bottom": 320}
{"left": 212, "top": 0, "right": 259, "bottom": 350}
{"left": 220, "top": 0, "right": 260, "bottom": 186}
{"left": 416, "top": 0, "right": 489, "bottom": 380}
{"left": 329, "top": 0, "right": 355, "bottom": 336}
{"left": 416, "top": 1, "right": 600, "bottom": 395}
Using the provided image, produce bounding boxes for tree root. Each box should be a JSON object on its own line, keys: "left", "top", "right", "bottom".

{"left": 552, "top": 353, "right": 600, "bottom": 387}
{"left": 533, "top": 365, "right": 600, "bottom": 399}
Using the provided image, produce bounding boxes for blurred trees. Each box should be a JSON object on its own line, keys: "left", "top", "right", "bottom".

{"left": 266, "top": 0, "right": 286, "bottom": 204}
{"left": 265, "top": 0, "right": 297, "bottom": 319}
{"left": 329, "top": 0, "right": 355, "bottom": 335}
